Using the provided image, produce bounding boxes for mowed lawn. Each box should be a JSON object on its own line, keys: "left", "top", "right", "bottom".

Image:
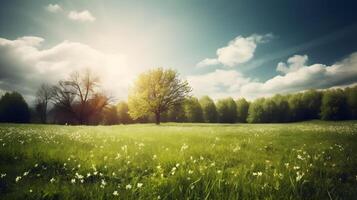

{"left": 0, "top": 122, "right": 357, "bottom": 200}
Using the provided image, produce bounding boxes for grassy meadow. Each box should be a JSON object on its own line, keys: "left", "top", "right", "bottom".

{"left": 0, "top": 121, "right": 357, "bottom": 199}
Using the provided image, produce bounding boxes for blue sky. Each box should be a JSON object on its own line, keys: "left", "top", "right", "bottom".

{"left": 0, "top": 0, "right": 357, "bottom": 102}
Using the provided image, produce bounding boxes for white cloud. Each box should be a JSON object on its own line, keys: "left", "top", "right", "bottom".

{"left": 276, "top": 55, "right": 308, "bottom": 74}
{"left": 45, "top": 4, "right": 62, "bottom": 13}
{"left": 0, "top": 36, "right": 137, "bottom": 103}
{"left": 187, "top": 69, "right": 251, "bottom": 99}
{"left": 189, "top": 53, "right": 357, "bottom": 100}
{"left": 197, "top": 33, "right": 273, "bottom": 67}
{"left": 196, "top": 58, "right": 220, "bottom": 68}
{"left": 68, "top": 10, "right": 96, "bottom": 22}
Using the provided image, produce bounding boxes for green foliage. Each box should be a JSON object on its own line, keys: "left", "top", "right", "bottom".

{"left": 247, "top": 98, "right": 265, "bottom": 123}
{"left": 166, "top": 104, "right": 186, "bottom": 122}
{"left": 199, "top": 96, "right": 217, "bottom": 123}
{"left": 320, "top": 89, "right": 348, "bottom": 120}
{"left": 271, "top": 95, "right": 290, "bottom": 122}
{"left": 217, "top": 97, "right": 237, "bottom": 123}
{"left": 1, "top": 122, "right": 357, "bottom": 199}
{"left": 102, "top": 105, "right": 119, "bottom": 125}
{"left": 128, "top": 68, "right": 191, "bottom": 124}
{"left": 346, "top": 86, "right": 357, "bottom": 119}
{"left": 117, "top": 101, "right": 132, "bottom": 124}
{"left": 288, "top": 93, "right": 305, "bottom": 121}
{"left": 0, "top": 92, "right": 30, "bottom": 123}
{"left": 184, "top": 97, "right": 204, "bottom": 122}
{"left": 247, "top": 89, "right": 333, "bottom": 123}
{"left": 301, "top": 89, "right": 322, "bottom": 119}
{"left": 236, "top": 98, "right": 249, "bottom": 123}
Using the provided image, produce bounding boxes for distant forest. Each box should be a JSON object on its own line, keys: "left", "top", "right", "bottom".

{"left": 0, "top": 69, "right": 356, "bottom": 125}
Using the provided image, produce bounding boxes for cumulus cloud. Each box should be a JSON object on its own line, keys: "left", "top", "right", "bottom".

{"left": 196, "top": 58, "right": 220, "bottom": 68}
{"left": 189, "top": 53, "right": 357, "bottom": 100}
{"left": 0, "top": 36, "right": 136, "bottom": 103}
{"left": 276, "top": 55, "right": 308, "bottom": 74}
{"left": 68, "top": 10, "right": 96, "bottom": 22}
{"left": 45, "top": 4, "right": 62, "bottom": 13}
{"left": 187, "top": 69, "right": 251, "bottom": 99}
{"left": 197, "top": 33, "right": 273, "bottom": 67}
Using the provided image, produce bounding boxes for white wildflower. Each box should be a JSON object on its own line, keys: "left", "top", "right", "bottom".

{"left": 297, "top": 155, "right": 304, "bottom": 160}
{"left": 15, "top": 176, "right": 22, "bottom": 182}
{"left": 253, "top": 171, "right": 262, "bottom": 177}
{"left": 181, "top": 143, "right": 189, "bottom": 151}
{"left": 125, "top": 184, "right": 132, "bottom": 190}
{"left": 101, "top": 179, "right": 107, "bottom": 186}
{"left": 296, "top": 171, "right": 304, "bottom": 182}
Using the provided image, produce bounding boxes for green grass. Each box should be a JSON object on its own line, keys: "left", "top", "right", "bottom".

{"left": 0, "top": 121, "right": 357, "bottom": 199}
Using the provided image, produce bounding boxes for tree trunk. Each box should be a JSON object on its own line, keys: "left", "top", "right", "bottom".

{"left": 43, "top": 102, "right": 47, "bottom": 124}
{"left": 155, "top": 112, "right": 161, "bottom": 125}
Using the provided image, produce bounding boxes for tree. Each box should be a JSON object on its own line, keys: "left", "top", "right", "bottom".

{"left": 102, "top": 105, "right": 119, "bottom": 125}
{"left": 199, "top": 96, "right": 217, "bottom": 123}
{"left": 184, "top": 97, "right": 204, "bottom": 122}
{"left": 216, "top": 97, "right": 237, "bottom": 123}
{"left": 51, "top": 69, "right": 109, "bottom": 124}
{"left": 346, "top": 86, "right": 357, "bottom": 119}
{"left": 320, "top": 89, "right": 348, "bottom": 120}
{"left": 166, "top": 104, "right": 186, "bottom": 122}
{"left": 117, "top": 101, "right": 132, "bottom": 124}
{"left": 271, "top": 94, "right": 290, "bottom": 122}
{"left": 236, "top": 98, "right": 249, "bottom": 123}
{"left": 247, "top": 98, "right": 265, "bottom": 123}
{"left": 51, "top": 81, "right": 77, "bottom": 124}
{"left": 128, "top": 68, "right": 191, "bottom": 125}
{"left": 262, "top": 98, "right": 278, "bottom": 122}
{"left": 35, "top": 84, "right": 53, "bottom": 123}
{"left": 301, "top": 89, "right": 322, "bottom": 120}
{"left": 0, "top": 92, "right": 30, "bottom": 123}
{"left": 86, "top": 93, "right": 110, "bottom": 124}
{"left": 65, "top": 70, "right": 100, "bottom": 124}
{"left": 288, "top": 93, "right": 305, "bottom": 121}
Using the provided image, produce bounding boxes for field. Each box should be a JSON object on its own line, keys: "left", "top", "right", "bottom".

{"left": 0, "top": 122, "right": 357, "bottom": 199}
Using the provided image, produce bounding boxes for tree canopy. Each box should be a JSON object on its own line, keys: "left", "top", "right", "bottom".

{"left": 128, "top": 68, "right": 191, "bottom": 124}
{"left": 35, "top": 84, "right": 53, "bottom": 123}
{"left": 117, "top": 101, "right": 132, "bottom": 124}
{"left": 217, "top": 97, "right": 237, "bottom": 123}
{"left": 184, "top": 97, "right": 204, "bottom": 123}
{"left": 51, "top": 69, "right": 109, "bottom": 124}
{"left": 199, "top": 96, "right": 218, "bottom": 123}
{"left": 0, "top": 92, "right": 30, "bottom": 123}
{"left": 236, "top": 98, "right": 249, "bottom": 123}
{"left": 320, "top": 89, "right": 348, "bottom": 120}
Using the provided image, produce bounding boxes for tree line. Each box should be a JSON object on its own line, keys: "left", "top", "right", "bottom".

{"left": 0, "top": 68, "right": 356, "bottom": 124}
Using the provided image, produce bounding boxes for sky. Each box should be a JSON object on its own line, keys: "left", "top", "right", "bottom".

{"left": 0, "top": 0, "right": 357, "bottom": 104}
